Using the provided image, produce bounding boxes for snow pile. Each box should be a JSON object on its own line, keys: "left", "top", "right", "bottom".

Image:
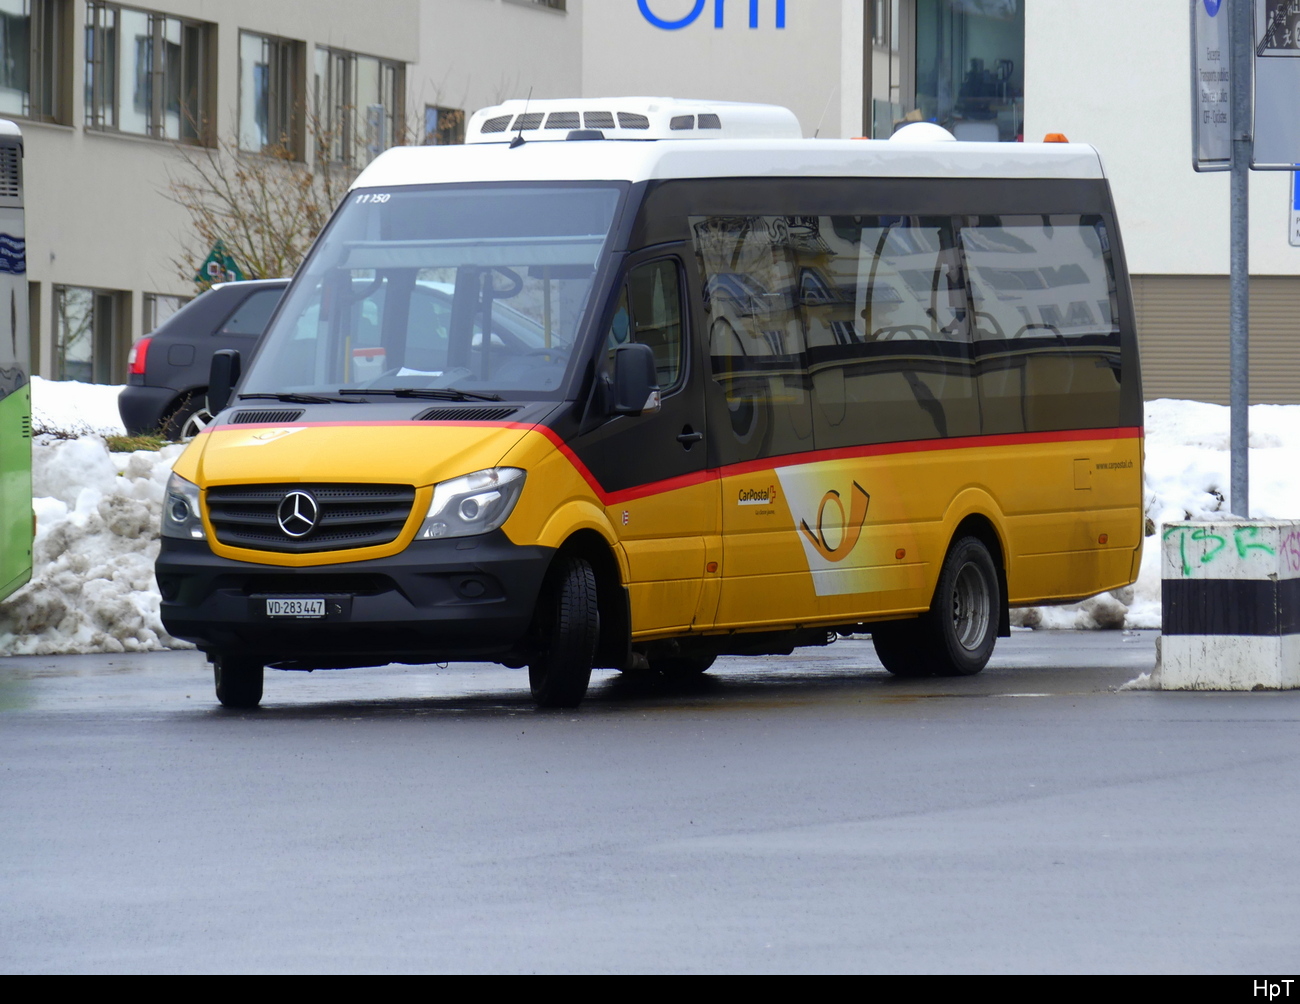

{"left": 0, "top": 436, "right": 191, "bottom": 655}
{"left": 28, "top": 375, "right": 126, "bottom": 437}
{"left": 1014, "top": 398, "right": 1300, "bottom": 631}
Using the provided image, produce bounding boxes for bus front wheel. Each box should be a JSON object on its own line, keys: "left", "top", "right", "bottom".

{"left": 213, "top": 652, "right": 265, "bottom": 708}
{"left": 528, "top": 556, "right": 598, "bottom": 708}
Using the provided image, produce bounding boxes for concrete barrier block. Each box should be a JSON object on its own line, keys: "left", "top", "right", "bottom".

{"left": 1156, "top": 521, "right": 1300, "bottom": 690}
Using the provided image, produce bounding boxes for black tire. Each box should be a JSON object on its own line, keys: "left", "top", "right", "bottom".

{"left": 652, "top": 652, "right": 717, "bottom": 678}
{"left": 927, "top": 536, "right": 999, "bottom": 677}
{"left": 871, "top": 620, "right": 935, "bottom": 677}
{"left": 213, "top": 652, "right": 264, "bottom": 709}
{"left": 162, "top": 392, "right": 212, "bottom": 442}
{"left": 528, "top": 557, "right": 599, "bottom": 709}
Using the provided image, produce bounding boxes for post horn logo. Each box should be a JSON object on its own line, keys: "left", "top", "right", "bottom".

{"left": 799, "top": 482, "right": 870, "bottom": 562}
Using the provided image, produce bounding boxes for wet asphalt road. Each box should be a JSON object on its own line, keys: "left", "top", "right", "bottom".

{"left": 2, "top": 630, "right": 1298, "bottom": 974}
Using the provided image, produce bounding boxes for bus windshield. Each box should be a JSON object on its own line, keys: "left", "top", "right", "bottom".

{"left": 241, "top": 183, "right": 626, "bottom": 401}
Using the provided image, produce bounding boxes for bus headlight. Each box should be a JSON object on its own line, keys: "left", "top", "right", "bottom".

{"left": 418, "top": 467, "right": 526, "bottom": 540}
{"left": 161, "top": 472, "right": 206, "bottom": 540}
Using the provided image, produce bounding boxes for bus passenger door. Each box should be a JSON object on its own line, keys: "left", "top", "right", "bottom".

{"left": 691, "top": 215, "right": 818, "bottom": 630}
{"left": 570, "top": 252, "right": 719, "bottom": 636}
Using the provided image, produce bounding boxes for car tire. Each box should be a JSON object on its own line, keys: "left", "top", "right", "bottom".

{"left": 213, "top": 652, "right": 264, "bottom": 709}
{"left": 528, "top": 557, "right": 598, "bottom": 709}
{"left": 163, "top": 393, "right": 212, "bottom": 442}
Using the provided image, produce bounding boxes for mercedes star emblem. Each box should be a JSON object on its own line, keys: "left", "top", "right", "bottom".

{"left": 277, "top": 490, "right": 320, "bottom": 538}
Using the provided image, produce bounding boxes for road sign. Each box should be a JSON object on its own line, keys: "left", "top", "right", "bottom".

{"left": 194, "top": 240, "right": 244, "bottom": 286}
{"left": 1252, "top": 0, "right": 1300, "bottom": 168}
{"left": 1192, "top": 0, "right": 1232, "bottom": 171}
{"left": 1290, "top": 168, "right": 1300, "bottom": 246}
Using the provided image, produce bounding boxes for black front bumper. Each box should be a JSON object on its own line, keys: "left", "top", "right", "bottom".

{"left": 156, "top": 531, "right": 554, "bottom": 667}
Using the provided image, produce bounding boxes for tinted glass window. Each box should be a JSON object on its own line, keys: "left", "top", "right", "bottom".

{"left": 628, "top": 260, "right": 684, "bottom": 389}
{"left": 960, "top": 214, "right": 1121, "bottom": 433}
{"left": 692, "top": 215, "right": 813, "bottom": 460}
{"left": 219, "top": 288, "right": 283, "bottom": 336}
{"left": 805, "top": 216, "right": 978, "bottom": 448}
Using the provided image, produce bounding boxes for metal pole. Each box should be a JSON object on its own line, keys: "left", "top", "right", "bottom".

{"left": 1229, "top": 0, "right": 1252, "bottom": 518}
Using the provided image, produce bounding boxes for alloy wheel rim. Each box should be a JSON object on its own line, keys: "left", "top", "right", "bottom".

{"left": 952, "top": 562, "right": 991, "bottom": 651}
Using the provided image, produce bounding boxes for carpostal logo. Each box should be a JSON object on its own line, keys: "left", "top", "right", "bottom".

{"left": 738, "top": 484, "right": 778, "bottom": 506}
{"left": 638, "top": 0, "right": 787, "bottom": 30}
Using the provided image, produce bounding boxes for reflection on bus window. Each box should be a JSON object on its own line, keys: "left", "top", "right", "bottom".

{"left": 960, "top": 214, "right": 1121, "bottom": 433}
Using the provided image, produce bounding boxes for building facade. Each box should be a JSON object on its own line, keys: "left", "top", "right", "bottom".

{"left": 12, "top": 0, "right": 1299, "bottom": 403}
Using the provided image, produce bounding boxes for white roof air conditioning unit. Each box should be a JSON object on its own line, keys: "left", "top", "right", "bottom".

{"left": 465, "top": 97, "right": 802, "bottom": 144}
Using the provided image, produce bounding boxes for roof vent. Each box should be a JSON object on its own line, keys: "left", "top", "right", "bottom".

{"left": 0, "top": 145, "right": 20, "bottom": 199}
{"left": 545, "top": 111, "right": 581, "bottom": 130}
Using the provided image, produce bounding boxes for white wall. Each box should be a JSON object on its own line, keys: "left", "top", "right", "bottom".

{"left": 581, "top": 0, "right": 855, "bottom": 138}
{"left": 1025, "top": 0, "right": 1295, "bottom": 276}
{"left": 410, "top": 0, "right": 583, "bottom": 120}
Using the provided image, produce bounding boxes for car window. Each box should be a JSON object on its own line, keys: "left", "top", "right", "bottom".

{"left": 218, "top": 288, "right": 284, "bottom": 336}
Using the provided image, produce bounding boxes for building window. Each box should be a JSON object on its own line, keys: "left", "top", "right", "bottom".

{"left": 239, "top": 30, "right": 301, "bottom": 155}
{"left": 914, "top": 0, "right": 1023, "bottom": 142}
{"left": 54, "top": 284, "right": 125, "bottom": 384}
{"left": 0, "top": 0, "right": 69, "bottom": 123}
{"left": 314, "top": 46, "right": 403, "bottom": 165}
{"left": 142, "top": 291, "right": 186, "bottom": 333}
{"left": 84, "top": 2, "right": 210, "bottom": 141}
{"left": 423, "top": 105, "right": 463, "bottom": 145}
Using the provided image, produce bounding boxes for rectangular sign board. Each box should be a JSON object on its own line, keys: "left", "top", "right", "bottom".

{"left": 1290, "top": 169, "right": 1300, "bottom": 246}
{"left": 1253, "top": 0, "right": 1300, "bottom": 168}
{"left": 1192, "top": 0, "right": 1232, "bottom": 171}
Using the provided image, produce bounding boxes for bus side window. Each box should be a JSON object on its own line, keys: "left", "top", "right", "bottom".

{"left": 804, "top": 215, "right": 978, "bottom": 450}
{"left": 627, "top": 260, "right": 684, "bottom": 391}
{"left": 602, "top": 259, "right": 686, "bottom": 396}
{"left": 960, "top": 214, "right": 1122, "bottom": 434}
{"left": 691, "top": 215, "right": 813, "bottom": 459}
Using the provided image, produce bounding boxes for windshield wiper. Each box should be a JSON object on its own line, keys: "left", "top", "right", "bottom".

{"left": 338, "top": 387, "right": 504, "bottom": 402}
{"left": 239, "top": 392, "right": 361, "bottom": 404}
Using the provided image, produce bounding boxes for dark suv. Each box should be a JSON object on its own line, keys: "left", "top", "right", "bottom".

{"left": 119, "top": 279, "right": 288, "bottom": 438}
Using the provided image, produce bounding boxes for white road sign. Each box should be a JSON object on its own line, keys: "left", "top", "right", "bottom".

{"left": 1192, "top": 0, "right": 1232, "bottom": 171}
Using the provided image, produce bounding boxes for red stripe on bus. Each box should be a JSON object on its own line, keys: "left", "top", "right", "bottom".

{"left": 204, "top": 419, "right": 1143, "bottom": 506}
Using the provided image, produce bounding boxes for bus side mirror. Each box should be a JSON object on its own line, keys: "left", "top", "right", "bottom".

{"left": 609, "top": 343, "right": 661, "bottom": 416}
{"left": 208, "top": 349, "right": 242, "bottom": 415}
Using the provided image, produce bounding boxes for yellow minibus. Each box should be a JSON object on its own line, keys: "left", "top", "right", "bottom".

{"left": 156, "top": 98, "right": 1144, "bottom": 709}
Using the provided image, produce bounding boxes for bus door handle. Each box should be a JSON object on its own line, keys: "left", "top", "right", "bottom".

{"left": 677, "top": 426, "right": 704, "bottom": 449}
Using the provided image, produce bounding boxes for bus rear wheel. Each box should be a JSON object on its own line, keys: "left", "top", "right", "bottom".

{"left": 927, "top": 536, "right": 999, "bottom": 677}
{"left": 213, "top": 652, "right": 264, "bottom": 708}
{"left": 528, "top": 556, "right": 598, "bottom": 709}
{"left": 873, "top": 536, "right": 999, "bottom": 678}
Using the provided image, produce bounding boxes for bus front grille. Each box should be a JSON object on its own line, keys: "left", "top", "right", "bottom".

{"left": 206, "top": 483, "right": 416, "bottom": 554}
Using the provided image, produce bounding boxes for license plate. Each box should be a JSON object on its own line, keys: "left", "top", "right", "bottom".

{"left": 266, "top": 598, "right": 325, "bottom": 618}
